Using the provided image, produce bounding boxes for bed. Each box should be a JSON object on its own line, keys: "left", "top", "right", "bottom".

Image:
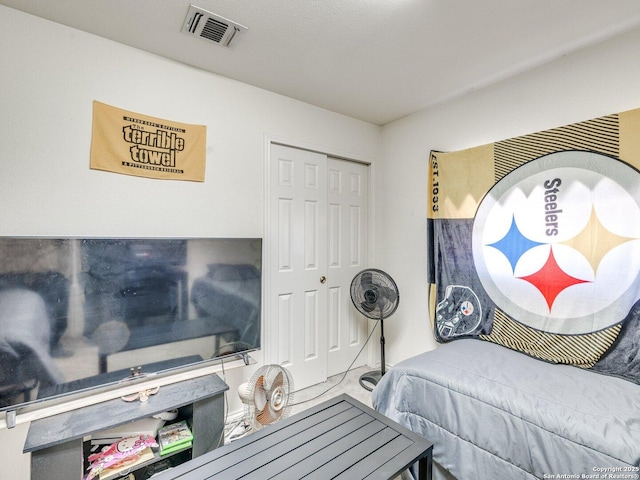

{"left": 406, "top": 114, "right": 640, "bottom": 479}
{"left": 372, "top": 339, "right": 640, "bottom": 479}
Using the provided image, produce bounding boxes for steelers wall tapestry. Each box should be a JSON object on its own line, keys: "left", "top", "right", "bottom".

{"left": 90, "top": 101, "right": 207, "bottom": 182}
{"left": 428, "top": 108, "right": 640, "bottom": 383}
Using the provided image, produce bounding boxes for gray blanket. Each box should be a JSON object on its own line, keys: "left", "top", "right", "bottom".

{"left": 372, "top": 339, "right": 640, "bottom": 479}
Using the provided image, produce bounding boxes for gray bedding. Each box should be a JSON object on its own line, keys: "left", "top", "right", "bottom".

{"left": 372, "top": 339, "right": 640, "bottom": 479}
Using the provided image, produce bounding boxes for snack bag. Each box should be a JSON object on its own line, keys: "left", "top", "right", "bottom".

{"left": 86, "top": 434, "right": 158, "bottom": 479}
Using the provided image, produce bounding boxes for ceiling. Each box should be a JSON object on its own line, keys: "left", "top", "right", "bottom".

{"left": 3, "top": 0, "right": 640, "bottom": 126}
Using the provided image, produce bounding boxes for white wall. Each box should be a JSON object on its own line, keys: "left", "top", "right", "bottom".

{"left": 4, "top": 3, "right": 640, "bottom": 478}
{"left": 0, "top": 6, "right": 380, "bottom": 478}
{"left": 378, "top": 25, "right": 640, "bottom": 366}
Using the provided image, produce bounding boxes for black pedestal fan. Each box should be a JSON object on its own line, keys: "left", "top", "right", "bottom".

{"left": 350, "top": 268, "right": 400, "bottom": 391}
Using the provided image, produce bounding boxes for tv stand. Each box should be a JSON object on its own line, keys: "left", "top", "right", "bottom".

{"left": 24, "top": 374, "right": 228, "bottom": 480}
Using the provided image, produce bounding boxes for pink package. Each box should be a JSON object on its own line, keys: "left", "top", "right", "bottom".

{"left": 86, "top": 434, "right": 158, "bottom": 479}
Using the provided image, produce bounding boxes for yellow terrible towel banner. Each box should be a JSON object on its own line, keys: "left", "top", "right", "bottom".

{"left": 90, "top": 101, "right": 207, "bottom": 182}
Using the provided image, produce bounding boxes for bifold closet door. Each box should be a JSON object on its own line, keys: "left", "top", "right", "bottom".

{"left": 267, "top": 144, "right": 369, "bottom": 390}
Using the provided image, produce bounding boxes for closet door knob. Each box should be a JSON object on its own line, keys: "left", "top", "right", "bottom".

{"left": 320, "top": 276, "right": 327, "bottom": 284}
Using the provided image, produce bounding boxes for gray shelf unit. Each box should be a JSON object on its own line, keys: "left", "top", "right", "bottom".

{"left": 23, "top": 374, "right": 228, "bottom": 480}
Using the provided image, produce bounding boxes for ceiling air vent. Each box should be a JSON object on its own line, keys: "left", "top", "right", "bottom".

{"left": 181, "top": 5, "right": 247, "bottom": 48}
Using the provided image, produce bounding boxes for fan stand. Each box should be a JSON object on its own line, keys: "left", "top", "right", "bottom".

{"left": 359, "top": 316, "right": 386, "bottom": 392}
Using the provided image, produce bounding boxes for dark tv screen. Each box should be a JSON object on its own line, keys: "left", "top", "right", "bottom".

{"left": 0, "top": 237, "right": 262, "bottom": 411}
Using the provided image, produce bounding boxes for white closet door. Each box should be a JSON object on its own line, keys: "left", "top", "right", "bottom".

{"left": 267, "top": 144, "right": 370, "bottom": 390}
{"left": 326, "top": 157, "right": 369, "bottom": 377}
{"left": 268, "top": 144, "right": 329, "bottom": 389}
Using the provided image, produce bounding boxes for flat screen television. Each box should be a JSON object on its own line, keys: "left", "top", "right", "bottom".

{"left": 0, "top": 237, "right": 262, "bottom": 411}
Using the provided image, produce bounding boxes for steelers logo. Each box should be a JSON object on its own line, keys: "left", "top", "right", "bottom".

{"left": 460, "top": 301, "right": 474, "bottom": 316}
{"left": 472, "top": 151, "right": 640, "bottom": 335}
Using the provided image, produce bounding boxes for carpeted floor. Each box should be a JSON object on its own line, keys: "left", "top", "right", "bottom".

{"left": 289, "top": 365, "right": 374, "bottom": 416}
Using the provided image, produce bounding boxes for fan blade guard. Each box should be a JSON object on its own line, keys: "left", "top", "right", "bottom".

{"left": 350, "top": 268, "right": 399, "bottom": 319}
{"left": 238, "top": 364, "right": 295, "bottom": 431}
{"left": 253, "top": 375, "right": 268, "bottom": 411}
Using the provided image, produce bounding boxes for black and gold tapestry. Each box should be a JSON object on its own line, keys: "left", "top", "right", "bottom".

{"left": 428, "top": 108, "right": 640, "bottom": 382}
